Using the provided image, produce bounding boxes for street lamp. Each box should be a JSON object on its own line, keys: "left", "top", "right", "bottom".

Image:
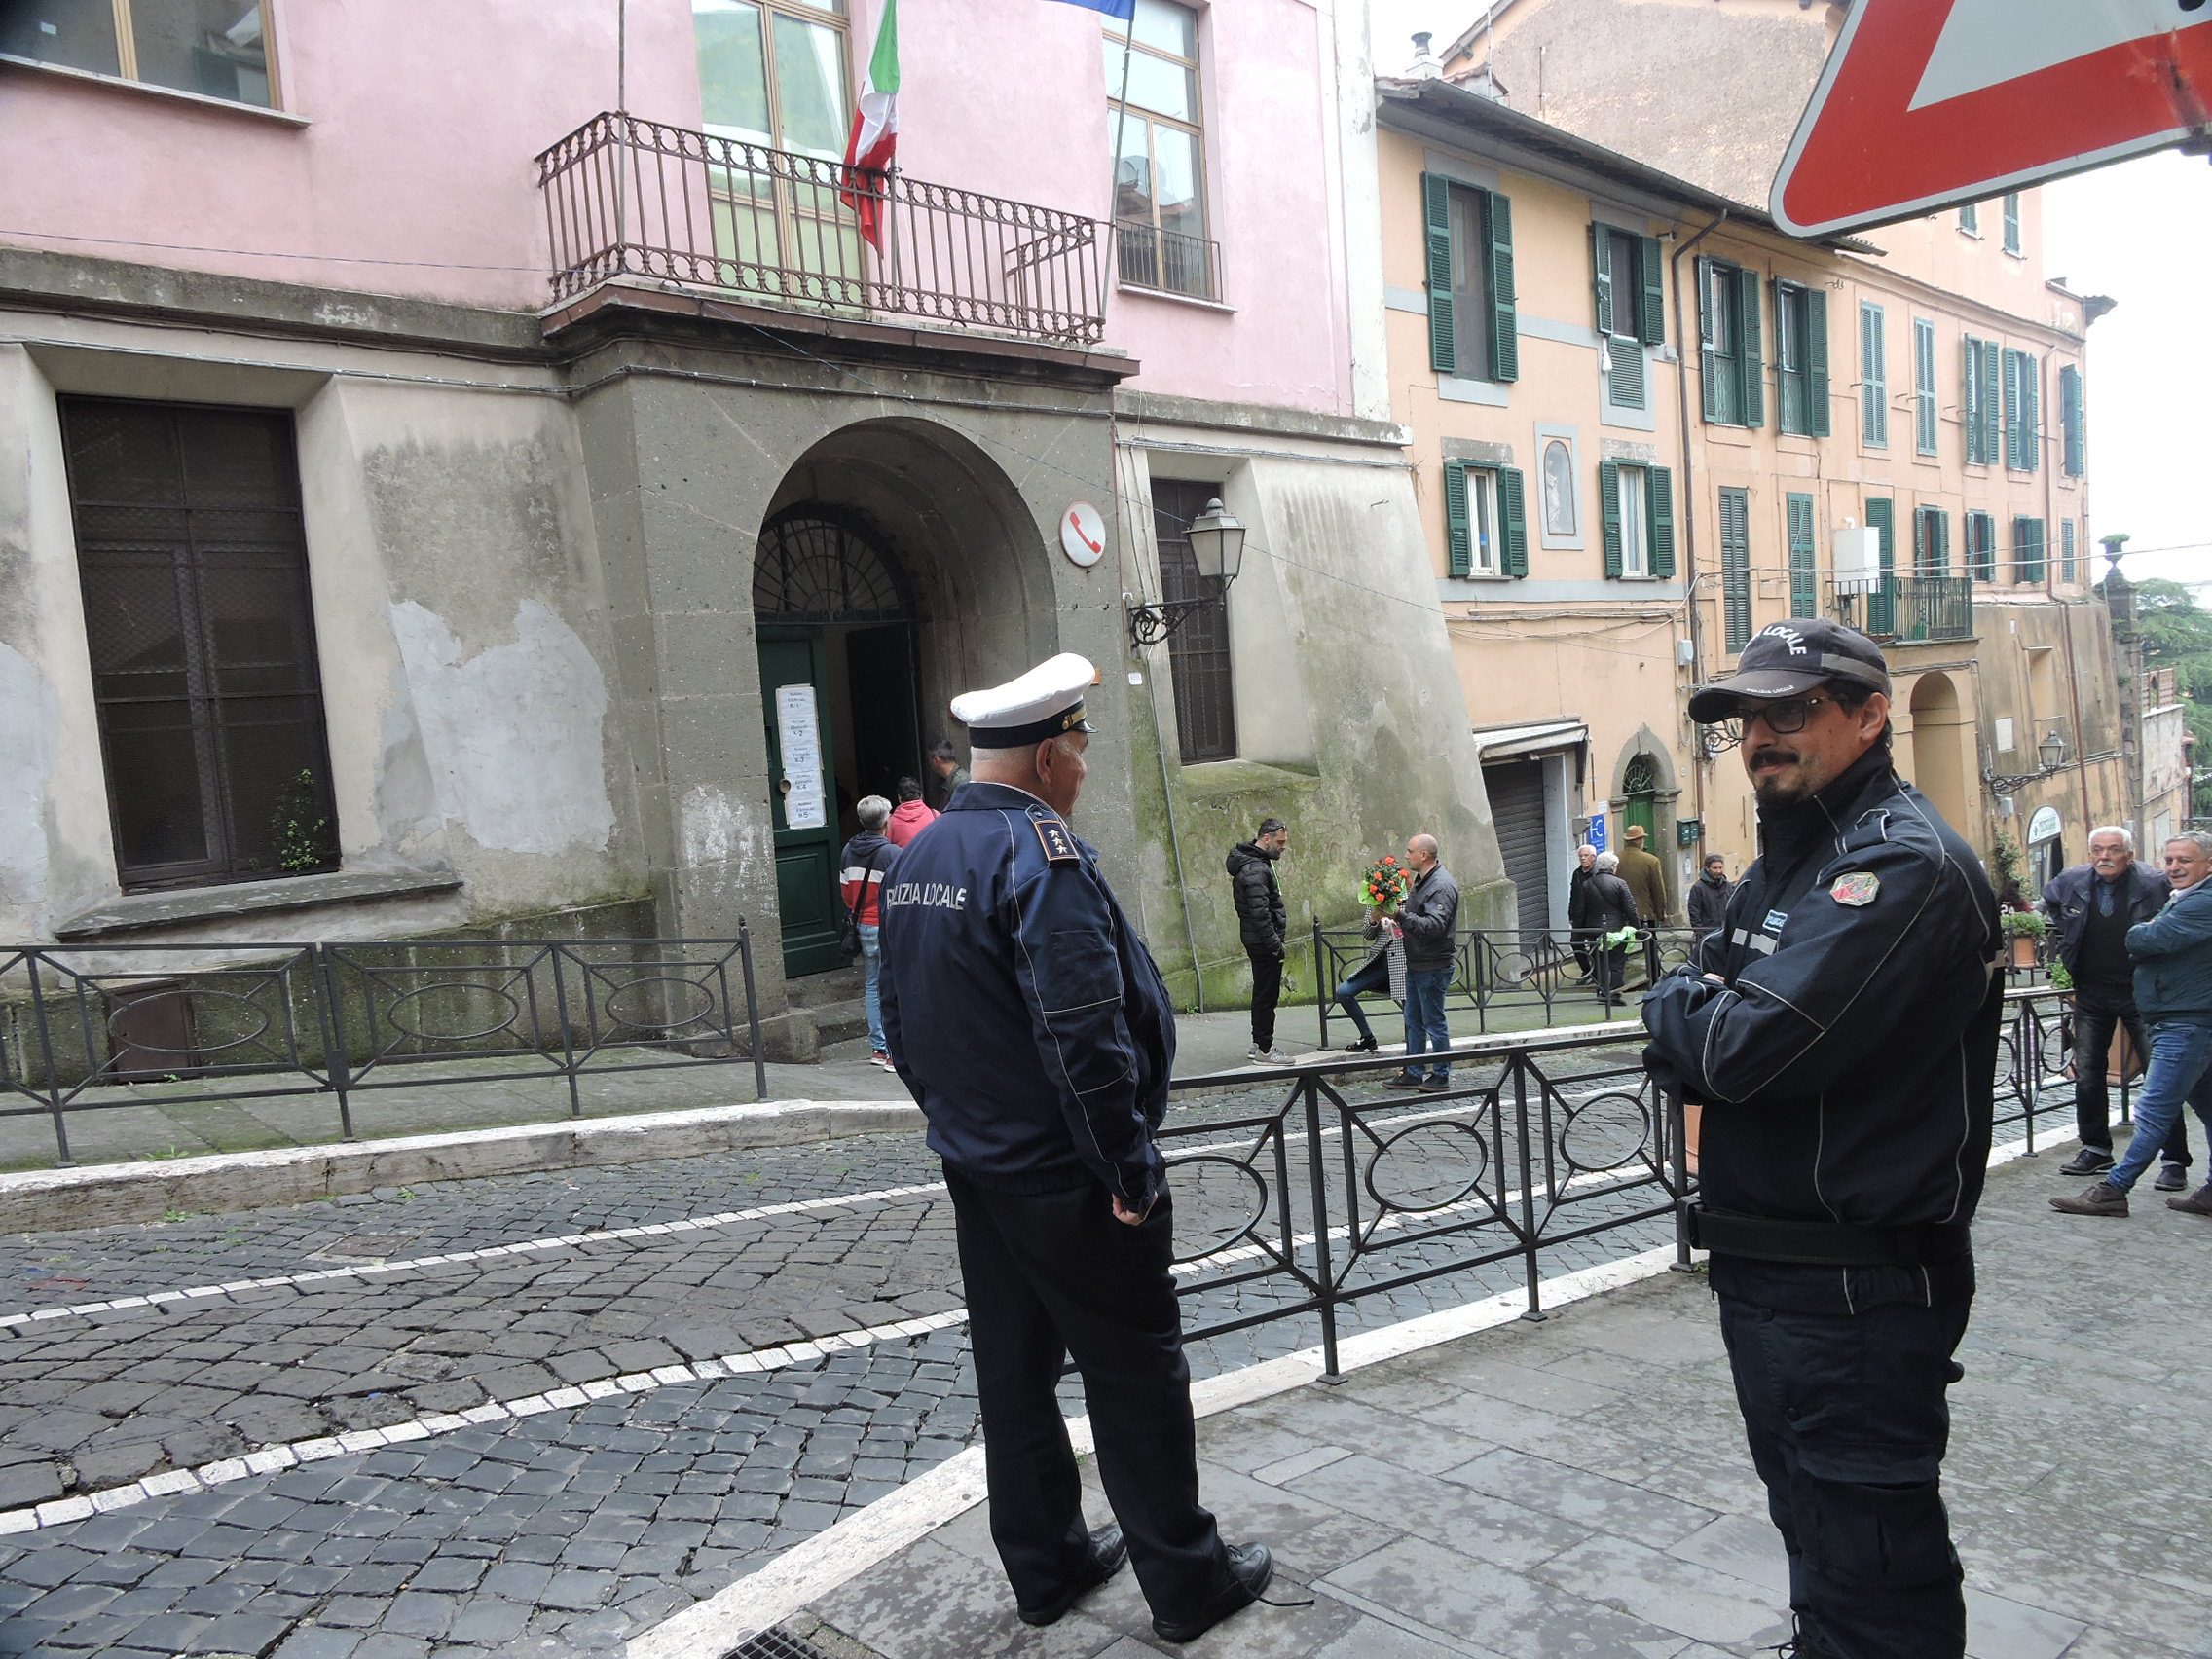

{"left": 2038, "top": 728, "right": 2068, "bottom": 773}
{"left": 1125, "top": 498, "right": 1247, "bottom": 648}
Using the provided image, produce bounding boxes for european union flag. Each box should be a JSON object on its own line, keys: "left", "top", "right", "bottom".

{"left": 1043, "top": 0, "right": 1136, "bottom": 18}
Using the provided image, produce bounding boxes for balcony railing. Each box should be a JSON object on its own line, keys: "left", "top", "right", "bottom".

{"left": 1114, "top": 219, "right": 1223, "bottom": 302}
{"left": 535, "top": 112, "right": 1111, "bottom": 348}
{"left": 1830, "top": 575, "right": 1974, "bottom": 643}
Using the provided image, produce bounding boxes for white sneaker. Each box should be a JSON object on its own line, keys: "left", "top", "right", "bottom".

{"left": 1246, "top": 1044, "right": 1267, "bottom": 1060}
{"left": 1258, "top": 1048, "right": 1293, "bottom": 1065}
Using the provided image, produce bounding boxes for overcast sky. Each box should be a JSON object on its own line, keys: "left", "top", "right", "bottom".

{"left": 1364, "top": 3, "right": 2211, "bottom": 591}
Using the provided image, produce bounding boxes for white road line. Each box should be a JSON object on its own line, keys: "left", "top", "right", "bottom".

{"left": 0, "top": 1307, "right": 977, "bottom": 1537}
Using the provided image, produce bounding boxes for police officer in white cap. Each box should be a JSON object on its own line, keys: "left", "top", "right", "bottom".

{"left": 877, "top": 653, "right": 1272, "bottom": 1644}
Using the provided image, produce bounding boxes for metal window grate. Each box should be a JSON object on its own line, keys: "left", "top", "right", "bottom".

{"left": 59, "top": 398, "right": 337, "bottom": 893}
{"left": 1152, "top": 477, "right": 1235, "bottom": 764}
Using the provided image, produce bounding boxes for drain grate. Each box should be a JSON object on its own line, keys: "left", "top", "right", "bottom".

{"left": 734, "top": 1628, "right": 834, "bottom": 1659}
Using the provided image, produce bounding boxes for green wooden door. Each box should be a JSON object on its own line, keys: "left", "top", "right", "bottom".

{"left": 758, "top": 627, "right": 844, "bottom": 977}
{"left": 1624, "top": 753, "right": 1658, "bottom": 843}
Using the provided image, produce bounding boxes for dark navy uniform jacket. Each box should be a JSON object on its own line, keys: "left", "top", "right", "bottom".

{"left": 1642, "top": 748, "right": 2004, "bottom": 1230}
{"left": 876, "top": 781, "right": 1177, "bottom": 1210}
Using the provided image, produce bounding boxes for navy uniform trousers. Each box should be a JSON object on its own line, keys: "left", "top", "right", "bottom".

{"left": 943, "top": 1167, "right": 1234, "bottom": 1622}
{"left": 1712, "top": 1254, "right": 1974, "bottom": 1659}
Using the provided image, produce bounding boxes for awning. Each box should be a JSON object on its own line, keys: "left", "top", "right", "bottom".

{"left": 1473, "top": 719, "right": 1588, "bottom": 761}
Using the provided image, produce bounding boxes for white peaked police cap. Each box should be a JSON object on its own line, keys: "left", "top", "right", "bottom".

{"left": 951, "top": 652, "right": 1099, "bottom": 747}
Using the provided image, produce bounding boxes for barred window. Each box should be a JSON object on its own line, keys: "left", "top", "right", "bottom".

{"left": 1151, "top": 476, "right": 1235, "bottom": 763}
{"left": 59, "top": 397, "right": 337, "bottom": 890}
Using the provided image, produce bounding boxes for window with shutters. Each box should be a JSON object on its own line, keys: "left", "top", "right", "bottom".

{"left": 1719, "top": 487, "right": 1751, "bottom": 652}
{"left": 2013, "top": 516, "right": 2046, "bottom": 584}
{"left": 1959, "top": 202, "right": 1980, "bottom": 237}
{"left": 2002, "top": 348, "right": 2039, "bottom": 471}
{"left": 1786, "top": 493, "right": 1817, "bottom": 618}
{"left": 1108, "top": 0, "right": 1214, "bottom": 299}
{"left": 1696, "top": 258, "right": 1761, "bottom": 429}
{"left": 1913, "top": 505, "right": 1950, "bottom": 577}
{"left": 1913, "top": 318, "right": 1938, "bottom": 456}
{"left": 0, "top": 0, "right": 280, "bottom": 107}
{"left": 2061, "top": 517, "right": 2077, "bottom": 583}
{"left": 1592, "top": 222, "right": 1662, "bottom": 411}
{"left": 1860, "top": 302, "right": 1887, "bottom": 446}
{"left": 1965, "top": 511, "right": 1996, "bottom": 582}
{"left": 1962, "top": 336, "right": 2001, "bottom": 466}
{"left": 1774, "top": 280, "right": 1828, "bottom": 438}
{"left": 1151, "top": 477, "right": 1235, "bottom": 763}
{"left": 1422, "top": 173, "right": 1519, "bottom": 383}
{"left": 2001, "top": 192, "right": 2022, "bottom": 256}
{"left": 58, "top": 397, "right": 337, "bottom": 891}
{"left": 1865, "top": 498, "right": 1896, "bottom": 580}
{"left": 1599, "top": 461, "right": 1673, "bottom": 581}
{"left": 2059, "top": 363, "right": 2084, "bottom": 477}
{"left": 1442, "top": 461, "right": 1528, "bottom": 578}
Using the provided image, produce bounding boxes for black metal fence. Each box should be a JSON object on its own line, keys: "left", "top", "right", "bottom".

{"left": 1311, "top": 922, "right": 1698, "bottom": 1046}
{"left": 1177, "top": 984, "right": 2088, "bottom": 1374}
{"left": 0, "top": 935, "right": 767, "bottom": 1165}
{"left": 1830, "top": 575, "right": 1975, "bottom": 643}
{"left": 535, "top": 112, "right": 1112, "bottom": 347}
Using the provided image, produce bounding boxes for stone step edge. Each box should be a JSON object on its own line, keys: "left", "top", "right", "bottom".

{"left": 0, "top": 1098, "right": 924, "bottom": 1234}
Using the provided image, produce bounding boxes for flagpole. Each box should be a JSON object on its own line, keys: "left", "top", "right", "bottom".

{"left": 1108, "top": 6, "right": 1136, "bottom": 291}
{"left": 614, "top": 0, "right": 629, "bottom": 279}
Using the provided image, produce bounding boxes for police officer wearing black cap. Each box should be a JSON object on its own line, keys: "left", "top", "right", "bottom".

{"left": 877, "top": 653, "right": 1272, "bottom": 1646}
{"left": 1641, "top": 619, "right": 2004, "bottom": 1659}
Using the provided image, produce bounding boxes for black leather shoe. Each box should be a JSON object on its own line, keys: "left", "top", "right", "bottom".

{"left": 2059, "top": 1147, "right": 2116, "bottom": 1176}
{"left": 2155, "top": 1163, "right": 2189, "bottom": 1193}
{"left": 1342, "top": 1034, "right": 1379, "bottom": 1052}
{"left": 1151, "top": 1541, "right": 1272, "bottom": 1644}
{"left": 1383, "top": 1072, "right": 1427, "bottom": 1089}
{"left": 1016, "top": 1525, "right": 1126, "bottom": 1627}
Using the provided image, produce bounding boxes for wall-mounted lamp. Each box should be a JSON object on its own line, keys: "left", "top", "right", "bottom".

{"left": 2038, "top": 727, "right": 2068, "bottom": 773}
{"left": 1125, "top": 498, "right": 1246, "bottom": 649}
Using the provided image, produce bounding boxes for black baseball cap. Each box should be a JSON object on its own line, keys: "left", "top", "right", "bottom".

{"left": 1687, "top": 619, "right": 1891, "bottom": 723}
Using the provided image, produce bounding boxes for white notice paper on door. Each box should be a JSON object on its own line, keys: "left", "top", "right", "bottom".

{"left": 776, "top": 683, "right": 826, "bottom": 830}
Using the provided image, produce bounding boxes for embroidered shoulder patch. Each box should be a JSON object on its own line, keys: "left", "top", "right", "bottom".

{"left": 1032, "top": 817, "right": 1080, "bottom": 865}
{"left": 1829, "top": 871, "right": 1881, "bottom": 907}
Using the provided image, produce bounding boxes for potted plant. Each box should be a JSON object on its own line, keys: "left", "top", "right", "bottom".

{"left": 2001, "top": 908, "right": 2046, "bottom": 969}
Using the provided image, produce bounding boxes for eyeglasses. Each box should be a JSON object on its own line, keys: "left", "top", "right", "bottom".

{"left": 1712, "top": 695, "right": 1833, "bottom": 742}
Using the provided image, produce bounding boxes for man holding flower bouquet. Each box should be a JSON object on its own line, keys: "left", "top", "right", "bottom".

{"left": 1386, "top": 834, "right": 1462, "bottom": 1091}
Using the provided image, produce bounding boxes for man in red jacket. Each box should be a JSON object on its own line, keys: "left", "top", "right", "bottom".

{"left": 884, "top": 775, "right": 939, "bottom": 847}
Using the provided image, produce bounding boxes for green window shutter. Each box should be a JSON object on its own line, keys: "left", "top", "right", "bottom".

{"left": 1860, "top": 303, "right": 1886, "bottom": 445}
{"left": 2060, "top": 365, "right": 2083, "bottom": 475}
{"left": 1646, "top": 464, "right": 1674, "bottom": 577}
{"left": 1638, "top": 236, "right": 1666, "bottom": 345}
{"left": 2061, "top": 517, "right": 2077, "bottom": 581}
{"left": 1933, "top": 510, "right": 1950, "bottom": 578}
{"left": 1422, "top": 172, "right": 1456, "bottom": 376}
{"left": 1787, "top": 492, "right": 1816, "bottom": 617}
{"left": 1720, "top": 487, "right": 1752, "bottom": 651}
{"left": 1599, "top": 461, "right": 1624, "bottom": 577}
{"left": 1806, "top": 289, "right": 1831, "bottom": 437}
{"left": 2002, "top": 349, "right": 2021, "bottom": 468}
{"left": 1443, "top": 460, "right": 1471, "bottom": 577}
{"left": 1485, "top": 191, "right": 1519, "bottom": 383}
{"left": 1865, "top": 497, "right": 1895, "bottom": 576}
{"left": 2018, "top": 516, "right": 2045, "bottom": 583}
{"left": 1697, "top": 259, "right": 1723, "bottom": 424}
{"left": 1962, "top": 337, "right": 1982, "bottom": 464}
{"left": 1498, "top": 466, "right": 1529, "bottom": 576}
{"left": 2021, "top": 357, "right": 2039, "bottom": 472}
{"left": 1737, "top": 268, "right": 1765, "bottom": 428}
{"left": 1914, "top": 318, "right": 1937, "bottom": 454}
{"left": 1981, "top": 341, "right": 2002, "bottom": 470}
{"left": 1591, "top": 223, "right": 1614, "bottom": 337}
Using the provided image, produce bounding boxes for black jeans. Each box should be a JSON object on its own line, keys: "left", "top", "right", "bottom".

{"left": 1335, "top": 952, "right": 1390, "bottom": 1041}
{"left": 1245, "top": 946, "right": 1283, "bottom": 1051}
{"left": 942, "top": 1166, "right": 1234, "bottom": 1623}
{"left": 1714, "top": 1254, "right": 1974, "bottom": 1659}
{"left": 2072, "top": 990, "right": 2191, "bottom": 1165}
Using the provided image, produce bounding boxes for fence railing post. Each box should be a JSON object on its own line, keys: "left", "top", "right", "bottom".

{"left": 551, "top": 945, "right": 584, "bottom": 1121}
{"left": 1513, "top": 1053, "right": 1545, "bottom": 1321}
{"left": 1312, "top": 920, "right": 1329, "bottom": 1051}
{"left": 1301, "top": 1076, "right": 1341, "bottom": 1382}
{"left": 311, "top": 943, "right": 356, "bottom": 1143}
{"left": 24, "top": 954, "right": 73, "bottom": 1168}
{"left": 740, "top": 922, "right": 768, "bottom": 1102}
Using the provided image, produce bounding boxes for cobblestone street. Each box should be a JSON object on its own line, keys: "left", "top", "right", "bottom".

{"left": 0, "top": 1053, "right": 1682, "bottom": 1658}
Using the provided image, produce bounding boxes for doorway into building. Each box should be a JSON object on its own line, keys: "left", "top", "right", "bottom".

{"left": 1623, "top": 753, "right": 1659, "bottom": 844}
{"left": 755, "top": 510, "right": 921, "bottom": 977}
{"left": 1485, "top": 759, "right": 1550, "bottom": 935}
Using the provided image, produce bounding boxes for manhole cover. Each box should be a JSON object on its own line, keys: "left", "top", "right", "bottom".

{"left": 735, "top": 1629, "right": 833, "bottom": 1659}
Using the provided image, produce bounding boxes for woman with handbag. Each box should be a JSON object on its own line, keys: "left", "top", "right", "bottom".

{"left": 839, "top": 796, "right": 899, "bottom": 1068}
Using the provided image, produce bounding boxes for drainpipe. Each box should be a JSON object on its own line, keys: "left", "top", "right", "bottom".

{"left": 1670, "top": 211, "right": 1729, "bottom": 847}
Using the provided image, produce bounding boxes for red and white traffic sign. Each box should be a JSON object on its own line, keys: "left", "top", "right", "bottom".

{"left": 1771, "top": 0, "right": 2212, "bottom": 239}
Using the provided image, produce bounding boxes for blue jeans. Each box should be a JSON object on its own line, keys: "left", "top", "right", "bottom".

{"left": 2109, "top": 1018, "right": 2212, "bottom": 1192}
{"left": 1403, "top": 966, "right": 1452, "bottom": 1081}
{"left": 1335, "top": 953, "right": 1390, "bottom": 1041}
{"left": 860, "top": 923, "right": 885, "bottom": 1053}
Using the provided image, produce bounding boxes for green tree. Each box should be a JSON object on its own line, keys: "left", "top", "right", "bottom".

{"left": 2118, "top": 577, "right": 2212, "bottom": 817}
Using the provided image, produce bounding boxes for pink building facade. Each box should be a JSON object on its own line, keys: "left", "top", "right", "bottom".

{"left": 0, "top": 0, "right": 1502, "bottom": 1029}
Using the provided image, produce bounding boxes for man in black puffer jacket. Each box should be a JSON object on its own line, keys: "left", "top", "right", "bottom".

{"left": 1226, "top": 820, "right": 1291, "bottom": 1063}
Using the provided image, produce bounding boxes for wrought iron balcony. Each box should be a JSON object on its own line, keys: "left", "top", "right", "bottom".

{"left": 1829, "top": 576, "right": 1975, "bottom": 644}
{"left": 1114, "top": 219, "right": 1223, "bottom": 302}
{"left": 535, "top": 112, "right": 1111, "bottom": 347}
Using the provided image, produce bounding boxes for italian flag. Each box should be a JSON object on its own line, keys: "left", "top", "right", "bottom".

{"left": 840, "top": 0, "right": 899, "bottom": 248}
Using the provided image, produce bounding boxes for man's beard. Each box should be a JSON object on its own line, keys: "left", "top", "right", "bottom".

{"left": 1748, "top": 745, "right": 1813, "bottom": 807}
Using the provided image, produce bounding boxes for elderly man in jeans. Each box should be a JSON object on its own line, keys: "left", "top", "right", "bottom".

{"left": 1384, "top": 834, "right": 1460, "bottom": 1093}
{"left": 2053, "top": 830, "right": 2212, "bottom": 1218}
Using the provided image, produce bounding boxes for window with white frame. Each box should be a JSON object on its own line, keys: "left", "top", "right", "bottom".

{"left": 1600, "top": 461, "right": 1673, "bottom": 579}
{"left": 1107, "top": 0, "right": 1213, "bottom": 299}
{"left": 2, "top": 0, "right": 276, "bottom": 106}
{"left": 1616, "top": 465, "right": 1648, "bottom": 575}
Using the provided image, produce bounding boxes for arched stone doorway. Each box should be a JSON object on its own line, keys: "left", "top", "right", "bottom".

{"left": 1606, "top": 729, "right": 1682, "bottom": 920}
{"left": 1905, "top": 672, "right": 1972, "bottom": 834}
{"left": 756, "top": 418, "right": 1061, "bottom": 977}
